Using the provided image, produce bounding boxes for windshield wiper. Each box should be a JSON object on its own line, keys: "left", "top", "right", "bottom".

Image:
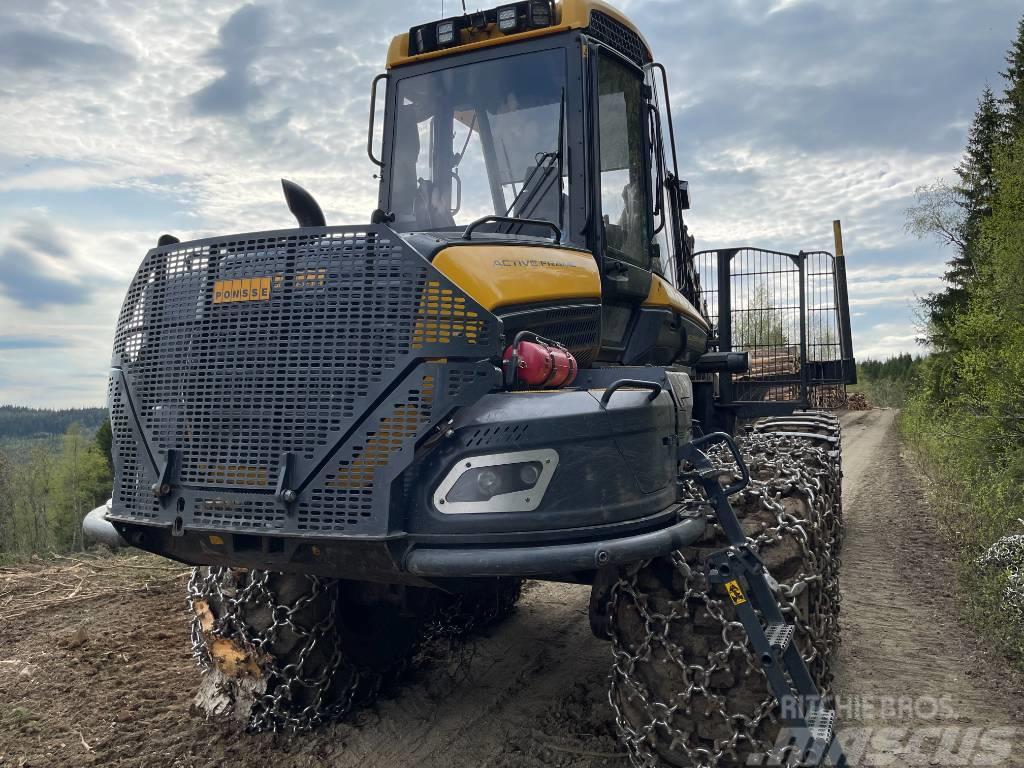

{"left": 497, "top": 88, "right": 566, "bottom": 236}
{"left": 502, "top": 150, "right": 558, "bottom": 218}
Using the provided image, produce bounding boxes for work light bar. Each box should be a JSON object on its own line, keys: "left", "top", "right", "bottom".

{"left": 408, "top": 1, "right": 555, "bottom": 56}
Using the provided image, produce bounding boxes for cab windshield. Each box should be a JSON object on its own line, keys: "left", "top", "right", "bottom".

{"left": 389, "top": 48, "right": 567, "bottom": 235}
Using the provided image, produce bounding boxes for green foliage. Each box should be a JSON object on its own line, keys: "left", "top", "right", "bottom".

{"left": 0, "top": 422, "right": 111, "bottom": 556}
{"left": 909, "top": 88, "right": 1001, "bottom": 348}
{"left": 94, "top": 417, "right": 113, "bottom": 472}
{"left": 1002, "top": 17, "right": 1024, "bottom": 140}
{"left": 855, "top": 354, "right": 924, "bottom": 408}
{"left": 732, "top": 284, "right": 790, "bottom": 348}
{"left": 900, "top": 18, "right": 1024, "bottom": 666}
{"left": 859, "top": 353, "right": 920, "bottom": 383}
{"left": 0, "top": 405, "right": 107, "bottom": 441}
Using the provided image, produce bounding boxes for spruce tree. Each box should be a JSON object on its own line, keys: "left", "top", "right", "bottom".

{"left": 921, "top": 88, "right": 1002, "bottom": 347}
{"left": 1001, "top": 15, "right": 1024, "bottom": 141}
{"left": 955, "top": 87, "right": 1001, "bottom": 256}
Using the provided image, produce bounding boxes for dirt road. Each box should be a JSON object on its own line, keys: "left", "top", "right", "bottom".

{"left": 834, "top": 409, "right": 1024, "bottom": 766}
{"left": 1, "top": 409, "right": 1022, "bottom": 767}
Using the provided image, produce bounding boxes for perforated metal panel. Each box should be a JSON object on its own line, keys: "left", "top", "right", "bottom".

{"left": 497, "top": 303, "right": 601, "bottom": 366}
{"left": 108, "top": 373, "right": 158, "bottom": 520}
{"left": 108, "top": 225, "right": 501, "bottom": 537}
{"left": 587, "top": 11, "right": 651, "bottom": 67}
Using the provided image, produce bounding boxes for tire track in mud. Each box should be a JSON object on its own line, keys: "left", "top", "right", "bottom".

{"left": 322, "top": 581, "right": 619, "bottom": 767}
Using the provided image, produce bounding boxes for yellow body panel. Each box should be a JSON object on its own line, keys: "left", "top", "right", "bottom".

{"left": 432, "top": 246, "right": 601, "bottom": 311}
{"left": 644, "top": 275, "right": 710, "bottom": 332}
{"left": 386, "top": 0, "right": 652, "bottom": 69}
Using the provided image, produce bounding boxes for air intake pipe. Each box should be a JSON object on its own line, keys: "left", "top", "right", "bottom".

{"left": 82, "top": 500, "right": 127, "bottom": 549}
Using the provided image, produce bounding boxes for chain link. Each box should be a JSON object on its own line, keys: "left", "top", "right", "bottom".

{"left": 608, "top": 426, "right": 843, "bottom": 768}
{"left": 187, "top": 568, "right": 362, "bottom": 732}
{"left": 187, "top": 570, "right": 522, "bottom": 732}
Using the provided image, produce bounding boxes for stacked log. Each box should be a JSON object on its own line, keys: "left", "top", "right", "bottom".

{"left": 810, "top": 384, "right": 848, "bottom": 409}
{"left": 847, "top": 392, "right": 872, "bottom": 410}
{"left": 738, "top": 347, "right": 801, "bottom": 379}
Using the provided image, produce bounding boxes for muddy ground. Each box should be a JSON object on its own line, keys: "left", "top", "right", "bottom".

{"left": 1, "top": 409, "right": 1022, "bottom": 767}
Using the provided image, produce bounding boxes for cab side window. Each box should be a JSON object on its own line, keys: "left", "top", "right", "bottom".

{"left": 598, "top": 54, "right": 649, "bottom": 268}
{"left": 648, "top": 71, "right": 675, "bottom": 287}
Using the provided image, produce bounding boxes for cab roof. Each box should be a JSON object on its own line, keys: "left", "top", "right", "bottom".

{"left": 386, "top": 0, "right": 653, "bottom": 70}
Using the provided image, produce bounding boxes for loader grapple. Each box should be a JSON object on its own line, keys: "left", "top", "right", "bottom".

{"left": 108, "top": 225, "right": 501, "bottom": 537}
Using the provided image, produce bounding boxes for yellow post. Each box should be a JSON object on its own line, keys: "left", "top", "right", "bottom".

{"left": 832, "top": 219, "right": 845, "bottom": 258}
{"left": 830, "top": 219, "right": 854, "bottom": 382}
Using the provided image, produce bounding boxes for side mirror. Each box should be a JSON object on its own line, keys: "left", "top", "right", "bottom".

{"left": 649, "top": 241, "right": 663, "bottom": 273}
{"left": 674, "top": 178, "right": 691, "bottom": 211}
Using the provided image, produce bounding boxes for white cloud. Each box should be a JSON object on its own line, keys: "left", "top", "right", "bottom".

{"left": 856, "top": 333, "right": 927, "bottom": 361}
{"left": 0, "top": 0, "right": 1019, "bottom": 405}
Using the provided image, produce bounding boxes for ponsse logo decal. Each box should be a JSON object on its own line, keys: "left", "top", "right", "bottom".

{"left": 493, "top": 258, "right": 581, "bottom": 269}
{"left": 213, "top": 277, "right": 271, "bottom": 304}
{"left": 212, "top": 270, "right": 327, "bottom": 305}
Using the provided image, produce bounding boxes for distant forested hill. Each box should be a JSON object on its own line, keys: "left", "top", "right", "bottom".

{"left": 0, "top": 405, "right": 107, "bottom": 440}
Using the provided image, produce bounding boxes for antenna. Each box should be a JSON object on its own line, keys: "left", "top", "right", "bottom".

{"left": 461, "top": 0, "right": 467, "bottom": 12}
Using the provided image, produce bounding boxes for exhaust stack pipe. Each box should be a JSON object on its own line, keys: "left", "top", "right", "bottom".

{"left": 282, "top": 179, "right": 326, "bottom": 227}
{"left": 83, "top": 500, "right": 128, "bottom": 549}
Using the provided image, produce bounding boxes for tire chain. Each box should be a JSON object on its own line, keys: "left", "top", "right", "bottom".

{"left": 187, "top": 569, "right": 522, "bottom": 732}
{"left": 421, "top": 578, "right": 524, "bottom": 642}
{"left": 187, "top": 568, "right": 359, "bottom": 733}
{"left": 608, "top": 426, "right": 843, "bottom": 768}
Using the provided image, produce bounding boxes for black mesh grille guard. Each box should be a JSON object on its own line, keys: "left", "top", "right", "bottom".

{"left": 108, "top": 225, "right": 502, "bottom": 538}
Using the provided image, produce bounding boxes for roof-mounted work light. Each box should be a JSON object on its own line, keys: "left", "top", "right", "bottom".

{"left": 408, "top": 1, "right": 555, "bottom": 55}
{"left": 436, "top": 19, "right": 457, "bottom": 46}
{"left": 497, "top": 1, "right": 554, "bottom": 33}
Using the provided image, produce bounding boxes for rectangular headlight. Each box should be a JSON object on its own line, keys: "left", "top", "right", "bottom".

{"left": 436, "top": 20, "right": 456, "bottom": 46}
{"left": 528, "top": 1, "right": 552, "bottom": 27}
{"left": 433, "top": 449, "right": 558, "bottom": 514}
{"left": 497, "top": 6, "right": 521, "bottom": 32}
{"left": 410, "top": 23, "right": 437, "bottom": 55}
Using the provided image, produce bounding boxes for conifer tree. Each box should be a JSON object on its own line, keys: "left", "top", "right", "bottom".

{"left": 919, "top": 88, "right": 1002, "bottom": 347}
{"left": 1000, "top": 15, "right": 1024, "bottom": 140}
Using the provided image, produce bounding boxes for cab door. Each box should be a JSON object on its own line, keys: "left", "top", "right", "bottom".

{"left": 591, "top": 46, "right": 654, "bottom": 361}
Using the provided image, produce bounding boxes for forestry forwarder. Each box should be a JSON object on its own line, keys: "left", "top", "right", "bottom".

{"left": 88, "top": 1, "right": 857, "bottom": 765}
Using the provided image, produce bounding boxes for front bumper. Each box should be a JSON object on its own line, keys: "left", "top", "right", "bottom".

{"left": 404, "top": 511, "right": 706, "bottom": 577}
{"left": 113, "top": 504, "right": 706, "bottom": 583}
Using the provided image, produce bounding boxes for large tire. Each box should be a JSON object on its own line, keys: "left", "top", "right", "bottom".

{"left": 188, "top": 570, "right": 523, "bottom": 731}
{"left": 609, "top": 415, "right": 843, "bottom": 767}
{"left": 188, "top": 569, "right": 425, "bottom": 731}
{"left": 430, "top": 577, "right": 524, "bottom": 637}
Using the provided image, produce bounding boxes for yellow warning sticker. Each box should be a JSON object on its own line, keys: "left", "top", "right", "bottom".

{"left": 725, "top": 579, "right": 747, "bottom": 606}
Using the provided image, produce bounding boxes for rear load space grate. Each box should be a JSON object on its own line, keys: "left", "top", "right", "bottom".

{"left": 694, "top": 247, "right": 847, "bottom": 405}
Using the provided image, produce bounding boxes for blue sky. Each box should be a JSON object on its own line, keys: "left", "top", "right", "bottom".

{"left": 0, "top": 0, "right": 1020, "bottom": 407}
